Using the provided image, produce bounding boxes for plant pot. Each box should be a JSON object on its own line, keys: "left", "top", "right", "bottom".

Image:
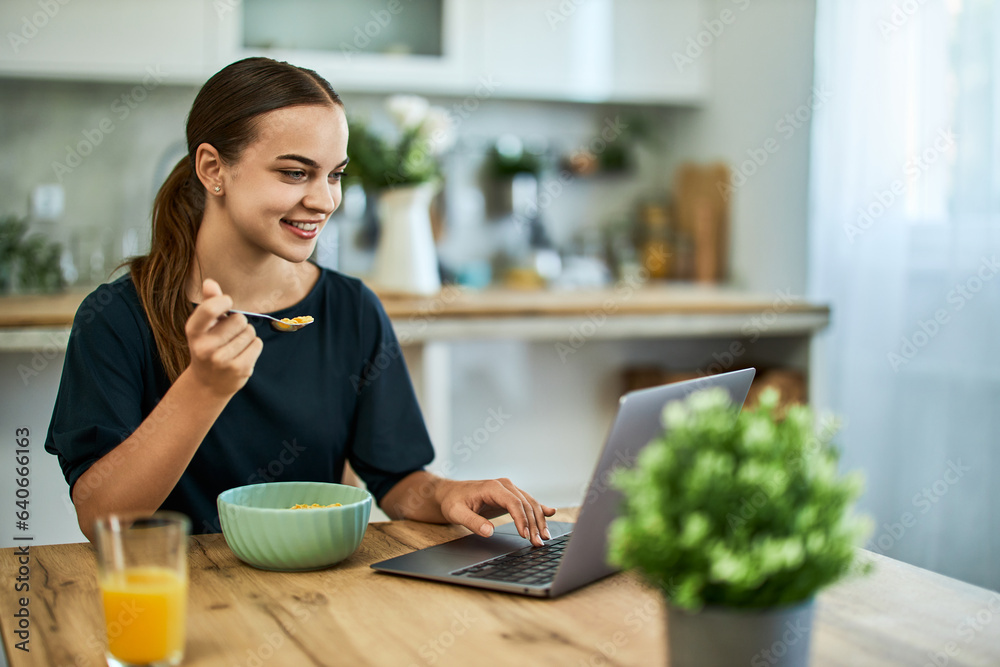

{"left": 666, "top": 598, "right": 815, "bottom": 667}
{"left": 370, "top": 182, "right": 441, "bottom": 296}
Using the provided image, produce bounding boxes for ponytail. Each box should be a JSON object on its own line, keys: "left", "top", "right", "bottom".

{"left": 130, "top": 158, "right": 204, "bottom": 383}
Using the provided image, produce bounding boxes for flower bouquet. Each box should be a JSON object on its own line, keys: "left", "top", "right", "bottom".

{"left": 347, "top": 96, "right": 454, "bottom": 295}
{"left": 346, "top": 95, "right": 454, "bottom": 191}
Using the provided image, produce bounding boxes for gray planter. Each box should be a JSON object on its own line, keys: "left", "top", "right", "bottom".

{"left": 667, "top": 598, "right": 815, "bottom": 667}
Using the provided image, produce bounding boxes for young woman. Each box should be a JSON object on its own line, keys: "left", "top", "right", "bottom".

{"left": 45, "top": 57, "right": 554, "bottom": 546}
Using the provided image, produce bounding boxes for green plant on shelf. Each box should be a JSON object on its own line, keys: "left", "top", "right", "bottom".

{"left": 0, "top": 214, "right": 65, "bottom": 293}
{"left": 345, "top": 95, "right": 454, "bottom": 192}
{"left": 607, "top": 387, "right": 872, "bottom": 610}
{"left": 486, "top": 137, "right": 542, "bottom": 179}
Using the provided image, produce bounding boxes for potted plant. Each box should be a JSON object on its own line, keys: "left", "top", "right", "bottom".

{"left": 607, "top": 387, "right": 872, "bottom": 667}
{"left": 346, "top": 95, "right": 454, "bottom": 295}
{"left": 0, "top": 215, "right": 65, "bottom": 294}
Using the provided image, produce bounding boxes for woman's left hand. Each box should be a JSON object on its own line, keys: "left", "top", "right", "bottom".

{"left": 434, "top": 477, "right": 556, "bottom": 547}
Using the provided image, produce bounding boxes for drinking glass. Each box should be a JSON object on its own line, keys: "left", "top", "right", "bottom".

{"left": 94, "top": 512, "right": 190, "bottom": 667}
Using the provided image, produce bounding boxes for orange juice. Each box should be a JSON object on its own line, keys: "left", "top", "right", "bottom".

{"left": 101, "top": 566, "right": 187, "bottom": 664}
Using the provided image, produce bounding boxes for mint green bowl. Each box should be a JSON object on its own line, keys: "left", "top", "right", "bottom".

{"left": 217, "top": 482, "right": 372, "bottom": 571}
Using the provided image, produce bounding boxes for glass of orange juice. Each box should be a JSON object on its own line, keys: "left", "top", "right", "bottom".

{"left": 94, "top": 512, "right": 190, "bottom": 667}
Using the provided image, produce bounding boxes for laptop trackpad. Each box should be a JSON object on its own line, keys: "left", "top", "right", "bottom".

{"left": 435, "top": 520, "right": 574, "bottom": 557}
{"left": 372, "top": 521, "right": 575, "bottom": 577}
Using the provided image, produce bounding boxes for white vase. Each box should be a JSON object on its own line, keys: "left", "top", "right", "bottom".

{"left": 371, "top": 182, "right": 441, "bottom": 296}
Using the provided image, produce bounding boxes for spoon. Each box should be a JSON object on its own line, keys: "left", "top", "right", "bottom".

{"left": 227, "top": 309, "right": 314, "bottom": 332}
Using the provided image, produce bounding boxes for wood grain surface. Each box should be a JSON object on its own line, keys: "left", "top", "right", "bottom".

{"left": 0, "top": 285, "right": 829, "bottom": 329}
{"left": 2, "top": 509, "right": 997, "bottom": 666}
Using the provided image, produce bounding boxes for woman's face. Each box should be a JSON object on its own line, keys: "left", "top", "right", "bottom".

{"left": 219, "top": 104, "right": 349, "bottom": 263}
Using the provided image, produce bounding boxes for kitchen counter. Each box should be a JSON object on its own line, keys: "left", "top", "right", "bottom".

{"left": 2, "top": 508, "right": 999, "bottom": 666}
{"left": 0, "top": 283, "right": 829, "bottom": 350}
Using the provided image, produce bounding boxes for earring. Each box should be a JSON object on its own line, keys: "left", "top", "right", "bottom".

{"left": 214, "top": 185, "right": 221, "bottom": 193}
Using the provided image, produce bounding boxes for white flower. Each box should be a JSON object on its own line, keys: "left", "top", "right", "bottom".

{"left": 386, "top": 95, "right": 429, "bottom": 130}
{"left": 421, "top": 106, "right": 455, "bottom": 155}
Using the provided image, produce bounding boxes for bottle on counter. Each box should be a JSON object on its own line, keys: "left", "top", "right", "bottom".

{"left": 636, "top": 201, "right": 673, "bottom": 280}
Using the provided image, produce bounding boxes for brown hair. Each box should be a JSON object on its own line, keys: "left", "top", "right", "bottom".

{"left": 130, "top": 58, "right": 343, "bottom": 382}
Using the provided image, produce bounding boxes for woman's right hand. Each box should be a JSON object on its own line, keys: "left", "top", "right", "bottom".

{"left": 185, "top": 278, "right": 263, "bottom": 397}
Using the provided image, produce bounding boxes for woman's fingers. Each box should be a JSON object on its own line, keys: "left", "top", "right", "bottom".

{"left": 517, "top": 487, "right": 552, "bottom": 541}
{"left": 491, "top": 478, "right": 545, "bottom": 547}
{"left": 233, "top": 333, "right": 264, "bottom": 372}
{"left": 210, "top": 319, "right": 259, "bottom": 365}
{"left": 184, "top": 279, "right": 262, "bottom": 396}
{"left": 186, "top": 295, "right": 232, "bottom": 338}
{"left": 448, "top": 503, "right": 497, "bottom": 538}
{"left": 189, "top": 312, "right": 246, "bottom": 360}
{"left": 202, "top": 278, "right": 222, "bottom": 299}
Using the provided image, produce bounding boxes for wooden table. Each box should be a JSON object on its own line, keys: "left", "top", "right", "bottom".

{"left": 4, "top": 510, "right": 998, "bottom": 666}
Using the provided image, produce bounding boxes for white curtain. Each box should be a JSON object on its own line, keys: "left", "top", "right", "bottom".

{"left": 810, "top": 0, "right": 1000, "bottom": 590}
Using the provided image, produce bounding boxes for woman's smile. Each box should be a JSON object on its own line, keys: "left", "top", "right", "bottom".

{"left": 281, "top": 217, "right": 324, "bottom": 238}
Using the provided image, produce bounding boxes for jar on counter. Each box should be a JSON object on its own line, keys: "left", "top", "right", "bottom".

{"left": 637, "top": 202, "right": 673, "bottom": 280}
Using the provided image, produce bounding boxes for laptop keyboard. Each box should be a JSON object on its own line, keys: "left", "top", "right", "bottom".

{"left": 451, "top": 533, "right": 572, "bottom": 586}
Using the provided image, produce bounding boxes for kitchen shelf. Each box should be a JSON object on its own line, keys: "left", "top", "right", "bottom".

{"left": 0, "top": 284, "right": 829, "bottom": 350}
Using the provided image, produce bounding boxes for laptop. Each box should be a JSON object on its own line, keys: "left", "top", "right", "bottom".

{"left": 371, "top": 367, "right": 756, "bottom": 598}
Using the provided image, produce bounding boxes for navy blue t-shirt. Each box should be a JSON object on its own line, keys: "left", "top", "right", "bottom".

{"left": 44, "top": 267, "right": 434, "bottom": 534}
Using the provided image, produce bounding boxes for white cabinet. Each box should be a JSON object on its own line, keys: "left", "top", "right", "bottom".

{"left": 610, "top": 0, "right": 708, "bottom": 103}
{"left": 0, "top": 0, "right": 709, "bottom": 104}
{"left": 470, "top": 0, "right": 708, "bottom": 104}
{"left": 223, "top": 0, "right": 474, "bottom": 96}
{"left": 0, "top": 0, "right": 222, "bottom": 84}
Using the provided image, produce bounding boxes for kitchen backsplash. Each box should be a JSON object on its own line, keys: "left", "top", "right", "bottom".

{"left": 0, "top": 1, "right": 819, "bottom": 296}
{"left": 0, "top": 76, "right": 685, "bottom": 289}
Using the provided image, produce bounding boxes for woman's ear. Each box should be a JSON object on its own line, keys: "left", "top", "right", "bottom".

{"left": 194, "top": 142, "right": 225, "bottom": 195}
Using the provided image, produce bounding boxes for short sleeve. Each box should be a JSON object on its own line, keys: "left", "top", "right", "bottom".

{"left": 44, "top": 279, "right": 151, "bottom": 497}
{"left": 346, "top": 285, "right": 435, "bottom": 503}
